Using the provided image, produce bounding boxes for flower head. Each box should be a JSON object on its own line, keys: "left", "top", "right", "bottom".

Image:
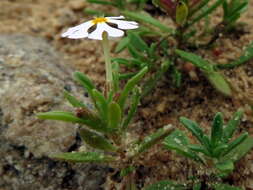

{"left": 62, "top": 16, "right": 139, "bottom": 40}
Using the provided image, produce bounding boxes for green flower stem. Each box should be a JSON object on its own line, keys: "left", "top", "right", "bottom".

{"left": 102, "top": 32, "right": 113, "bottom": 94}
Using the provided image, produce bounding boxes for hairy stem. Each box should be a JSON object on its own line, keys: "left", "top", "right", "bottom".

{"left": 102, "top": 32, "right": 113, "bottom": 95}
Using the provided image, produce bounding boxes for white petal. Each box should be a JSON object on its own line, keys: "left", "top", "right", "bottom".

{"left": 61, "top": 21, "right": 93, "bottom": 39}
{"left": 105, "top": 15, "right": 125, "bottom": 20}
{"left": 103, "top": 23, "right": 124, "bottom": 38}
{"left": 88, "top": 23, "right": 124, "bottom": 40}
{"left": 107, "top": 19, "right": 139, "bottom": 30}
{"left": 87, "top": 23, "right": 105, "bottom": 40}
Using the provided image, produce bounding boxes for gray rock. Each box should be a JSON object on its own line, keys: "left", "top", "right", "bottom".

{"left": 0, "top": 34, "right": 80, "bottom": 157}
{"left": 0, "top": 34, "right": 107, "bottom": 190}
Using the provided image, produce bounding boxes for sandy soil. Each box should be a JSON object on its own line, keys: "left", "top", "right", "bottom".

{"left": 1, "top": 0, "right": 253, "bottom": 189}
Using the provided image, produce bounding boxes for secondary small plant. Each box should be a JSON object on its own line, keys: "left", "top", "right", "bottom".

{"left": 148, "top": 110, "right": 253, "bottom": 190}
{"left": 37, "top": 16, "right": 174, "bottom": 189}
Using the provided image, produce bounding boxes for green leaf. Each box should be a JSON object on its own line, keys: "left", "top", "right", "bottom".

{"left": 122, "top": 10, "right": 174, "bottom": 34}
{"left": 122, "top": 87, "right": 141, "bottom": 131}
{"left": 175, "top": 49, "right": 232, "bottom": 96}
{"left": 112, "top": 62, "right": 120, "bottom": 93}
{"left": 149, "top": 42, "right": 158, "bottom": 58}
{"left": 115, "top": 37, "right": 130, "bottom": 53}
{"left": 223, "top": 110, "right": 243, "bottom": 142}
{"left": 64, "top": 90, "right": 86, "bottom": 108}
{"left": 222, "top": 132, "right": 248, "bottom": 156}
{"left": 142, "top": 60, "right": 171, "bottom": 97}
{"left": 74, "top": 71, "right": 95, "bottom": 91}
{"left": 37, "top": 111, "right": 105, "bottom": 132}
{"left": 176, "top": 1, "right": 189, "bottom": 26}
{"left": 202, "top": 135, "right": 212, "bottom": 154}
{"left": 211, "top": 112, "right": 223, "bottom": 148}
{"left": 131, "top": 58, "right": 147, "bottom": 68}
{"left": 188, "top": 144, "right": 210, "bottom": 156}
{"left": 223, "top": 0, "right": 248, "bottom": 24}
{"left": 179, "top": 117, "right": 204, "bottom": 144}
{"left": 108, "top": 101, "right": 122, "bottom": 131}
{"left": 213, "top": 183, "right": 242, "bottom": 190}
{"left": 127, "top": 44, "right": 146, "bottom": 60}
{"left": 118, "top": 66, "right": 148, "bottom": 110}
{"left": 217, "top": 42, "right": 253, "bottom": 69}
{"left": 171, "top": 66, "right": 182, "bottom": 88}
{"left": 212, "top": 144, "right": 228, "bottom": 157}
{"left": 216, "top": 160, "right": 234, "bottom": 173}
{"left": 175, "top": 49, "right": 213, "bottom": 71}
{"left": 220, "top": 136, "right": 253, "bottom": 163}
{"left": 87, "top": 0, "right": 116, "bottom": 6}
{"left": 79, "top": 128, "right": 118, "bottom": 152}
{"left": 92, "top": 89, "right": 108, "bottom": 122}
{"left": 128, "top": 32, "right": 149, "bottom": 53}
{"left": 112, "top": 58, "right": 133, "bottom": 68}
{"left": 37, "top": 111, "right": 90, "bottom": 124}
{"left": 189, "top": 0, "right": 210, "bottom": 18}
{"left": 145, "top": 180, "right": 187, "bottom": 190}
{"left": 223, "top": 1, "right": 228, "bottom": 18}
{"left": 204, "top": 71, "right": 232, "bottom": 97}
{"left": 119, "top": 72, "right": 138, "bottom": 80}
{"left": 52, "top": 152, "right": 114, "bottom": 163}
{"left": 193, "top": 183, "right": 202, "bottom": 190}
{"left": 73, "top": 72, "right": 95, "bottom": 98}
{"left": 136, "top": 125, "right": 175, "bottom": 155}
{"left": 188, "top": 0, "right": 225, "bottom": 26}
{"left": 120, "top": 166, "right": 136, "bottom": 177}
{"left": 164, "top": 130, "right": 203, "bottom": 163}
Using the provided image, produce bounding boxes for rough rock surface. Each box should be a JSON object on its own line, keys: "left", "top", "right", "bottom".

{"left": 0, "top": 34, "right": 107, "bottom": 190}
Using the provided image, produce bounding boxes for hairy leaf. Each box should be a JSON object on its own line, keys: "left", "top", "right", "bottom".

{"left": 145, "top": 180, "right": 187, "bottom": 190}
{"left": 108, "top": 101, "right": 122, "bottom": 131}
{"left": 220, "top": 136, "right": 253, "bottom": 162}
{"left": 164, "top": 130, "right": 203, "bottom": 163}
{"left": 64, "top": 90, "right": 86, "bottom": 108}
{"left": 79, "top": 128, "right": 118, "bottom": 152}
{"left": 136, "top": 125, "right": 175, "bottom": 155}
{"left": 211, "top": 112, "right": 223, "bottom": 148}
{"left": 52, "top": 152, "right": 114, "bottom": 162}
{"left": 180, "top": 117, "right": 204, "bottom": 144}
{"left": 223, "top": 110, "right": 243, "bottom": 142}
{"left": 118, "top": 66, "right": 148, "bottom": 110}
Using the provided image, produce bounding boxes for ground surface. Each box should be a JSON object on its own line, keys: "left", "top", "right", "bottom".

{"left": 0, "top": 0, "right": 253, "bottom": 189}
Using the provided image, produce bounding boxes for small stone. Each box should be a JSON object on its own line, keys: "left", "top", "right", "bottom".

{"left": 69, "top": 0, "right": 87, "bottom": 11}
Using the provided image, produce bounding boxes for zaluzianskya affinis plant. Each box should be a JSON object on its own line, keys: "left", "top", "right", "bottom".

{"left": 37, "top": 15, "right": 175, "bottom": 188}
{"left": 164, "top": 110, "right": 253, "bottom": 176}
{"left": 84, "top": 0, "right": 251, "bottom": 98}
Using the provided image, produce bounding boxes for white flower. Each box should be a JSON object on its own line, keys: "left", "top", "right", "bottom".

{"left": 61, "top": 16, "right": 139, "bottom": 40}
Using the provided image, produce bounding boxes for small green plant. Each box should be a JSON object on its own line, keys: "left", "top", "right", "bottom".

{"left": 37, "top": 16, "right": 175, "bottom": 189}
{"left": 164, "top": 110, "right": 253, "bottom": 175}
{"left": 36, "top": 1, "right": 253, "bottom": 188}
{"left": 144, "top": 110, "right": 253, "bottom": 190}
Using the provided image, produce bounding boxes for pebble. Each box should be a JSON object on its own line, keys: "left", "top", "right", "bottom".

{"left": 69, "top": 0, "right": 87, "bottom": 11}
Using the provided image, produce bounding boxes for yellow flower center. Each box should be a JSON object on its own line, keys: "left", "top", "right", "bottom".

{"left": 92, "top": 17, "right": 108, "bottom": 24}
